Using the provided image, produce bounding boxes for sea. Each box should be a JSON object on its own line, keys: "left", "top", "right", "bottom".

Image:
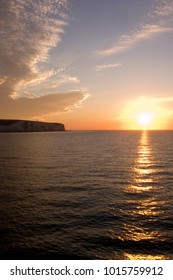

{"left": 0, "top": 130, "right": 173, "bottom": 260}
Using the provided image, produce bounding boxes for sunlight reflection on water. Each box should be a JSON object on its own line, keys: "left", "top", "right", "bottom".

{"left": 0, "top": 131, "right": 172, "bottom": 260}
{"left": 120, "top": 131, "right": 167, "bottom": 260}
{"left": 133, "top": 130, "right": 154, "bottom": 191}
{"left": 123, "top": 253, "right": 169, "bottom": 260}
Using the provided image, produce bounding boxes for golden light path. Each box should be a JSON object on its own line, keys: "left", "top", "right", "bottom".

{"left": 120, "top": 131, "right": 167, "bottom": 260}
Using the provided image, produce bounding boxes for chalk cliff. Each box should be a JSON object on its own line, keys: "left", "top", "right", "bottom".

{"left": 0, "top": 120, "right": 65, "bottom": 132}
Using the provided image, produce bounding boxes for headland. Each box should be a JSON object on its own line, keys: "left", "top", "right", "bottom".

{"left": 0, "top": 119, "right": 65, "bottom": 132}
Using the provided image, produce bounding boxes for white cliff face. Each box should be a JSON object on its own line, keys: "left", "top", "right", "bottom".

{"left": 0, "top": 120, "right": 65, "bottom": 132}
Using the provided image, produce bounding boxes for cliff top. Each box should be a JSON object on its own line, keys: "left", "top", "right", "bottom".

{"left": 0, "top": 119, "right": 62, "bottom": 125}
{"left": 0, "top": 119, "right": 65, "bottom": 132}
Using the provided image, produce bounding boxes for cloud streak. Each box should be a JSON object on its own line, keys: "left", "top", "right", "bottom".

{"left": 97, "top": 24, "right": 171, "bottom": 56}
{"left": 0, "top": 0, "right": 88, "bottom": 119}
{"left": 0, "top": 90, "right": 88, "bottom": 120}
{"left": 95, "top": 63, "right": 122, "bottom": 71}
{"left": 97, "top": 0, "right": 173, "bottom": 57}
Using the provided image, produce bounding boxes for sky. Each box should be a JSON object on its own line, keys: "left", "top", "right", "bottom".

{"left": 1, "top": 0, "right": 173, "bottom": 130}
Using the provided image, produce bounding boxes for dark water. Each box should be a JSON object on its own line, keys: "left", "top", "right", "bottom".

{"left": 0, "top": 130, "right": 173, "bottom": 260}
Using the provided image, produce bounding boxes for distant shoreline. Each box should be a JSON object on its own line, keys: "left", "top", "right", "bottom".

{"left": 0, "top": 119, "right": 65, "bottom": 132}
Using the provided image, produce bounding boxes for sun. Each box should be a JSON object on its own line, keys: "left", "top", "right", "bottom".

{"left": 120, "top": 97, "right": 169, "bottom": 130}
{"left": 137, "top": 113, "right": 152, "bottom": 127}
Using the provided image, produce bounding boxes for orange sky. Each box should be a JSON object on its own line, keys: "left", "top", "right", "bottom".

{"left": 1, "top": 0, "right": 173, "bottom": 130}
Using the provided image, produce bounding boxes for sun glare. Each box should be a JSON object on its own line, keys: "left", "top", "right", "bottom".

{"left": 137, "top": 113, "right": 152, "bottom": 127}
{"left": 121, "top": 97, "right": 169, "bottom": 130}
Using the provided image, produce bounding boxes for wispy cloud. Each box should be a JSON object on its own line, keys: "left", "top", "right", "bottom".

{"left": 97, "top": 24, "right": 171, "bottom": 56}
{"left": 0, "top": 0, "right": 88, "bottom": 118}
{"left": 94, "top": 63, "right": 122, "bottom": 71}
{"left": 0, "top": 76, "right": 6, "bottom": 86}
{"left": 20, "top": 71, "right": 80, "bottom": 99}
{"left": 0, "top": 90, "right": 88, "bottom": 120}
{"left": 126, "top": 95, "right": 173, "bottom": 116}
{"left": 153, "top": 0, "right": 173, "bottom": 16}
{"left": 0, "top": 0, "right": 69, "bottom": 97}
{"left": 97, "top": 0, "right": 173, "bottom": 57}
{"left": 150, "top": 96, "right": 173, "bottom": 106}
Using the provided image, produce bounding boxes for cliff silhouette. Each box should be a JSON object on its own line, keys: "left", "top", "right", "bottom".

{"left": 0, "top": 119, "right": 65, "bottom": 132}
